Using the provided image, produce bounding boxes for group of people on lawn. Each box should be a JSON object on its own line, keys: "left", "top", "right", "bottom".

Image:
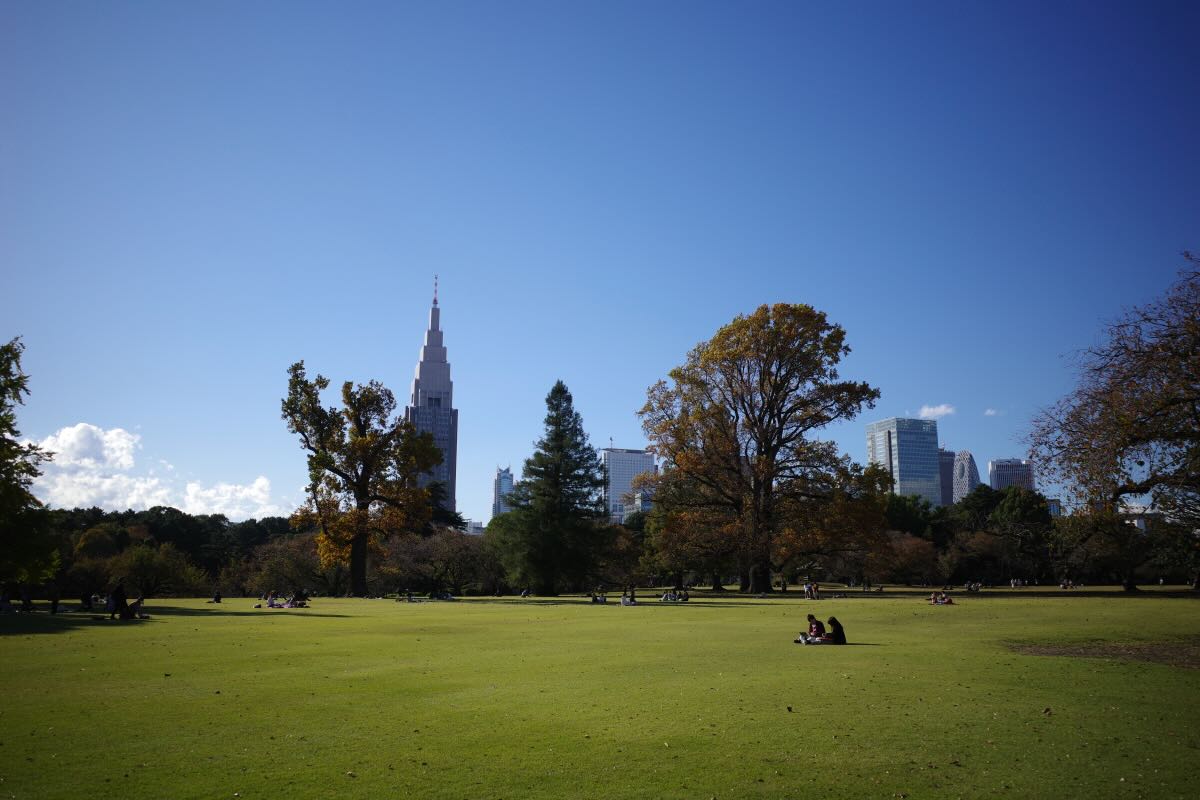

{"left": 794, "top": 614, "right": 846, "bottom": 645}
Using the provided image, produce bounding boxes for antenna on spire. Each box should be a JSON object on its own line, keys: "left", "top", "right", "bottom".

{"left": 433, "top": 274, "right": 439, "bottom": 307}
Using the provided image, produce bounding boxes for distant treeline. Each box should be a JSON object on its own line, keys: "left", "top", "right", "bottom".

{"left": 23, "top": 506, "right": 502, "bottom": 601}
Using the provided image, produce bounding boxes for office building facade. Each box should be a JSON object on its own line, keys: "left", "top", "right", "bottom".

{"left": 989, "top": 458, "right": 1034, "bottom": 491}
{"left": 405, "top": 283, "right": 459, "bottom": 511}
{"left": 599, "top": 447, "right": 657, "bottom": 523}
{"left": 952, "top": 450, "right": 982, "bottom": 504}
{"left": 866, "top": 418, "right": 941, "bottom": 507}
{"left": 492, "top": 466, "right": 514, "bottom": 519}
{"left": 938, "top": 448, "right": 955, "bottom": 507}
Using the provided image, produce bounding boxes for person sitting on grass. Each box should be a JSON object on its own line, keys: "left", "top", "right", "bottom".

{"left": 824, "top": 617, "right": 846, "bottom": 644}
{"left": 795, "top": 614, "right": 826, "bottom": 644}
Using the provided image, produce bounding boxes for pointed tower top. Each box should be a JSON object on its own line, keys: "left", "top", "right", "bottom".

{"left": 433, "top": 274, "right": 439, "bottom": 307}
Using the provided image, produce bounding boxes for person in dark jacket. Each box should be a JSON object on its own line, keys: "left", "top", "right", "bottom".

{"left": 824, "top": 616, "right": 846, "bottom": 644}
{"left": 110, "top": 581, "right": 131, "bottom": 620}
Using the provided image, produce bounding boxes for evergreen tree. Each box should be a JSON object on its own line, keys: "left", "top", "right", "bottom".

{"left": 487, "top": 381, "right": 607, "bottom": 594}
{"left": 0, "top": 337, "right": 56, "bottom": 584}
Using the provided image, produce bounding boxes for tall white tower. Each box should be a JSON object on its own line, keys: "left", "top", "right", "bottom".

{"left": 405, "top": 277, "right": 459, "bottom": 511}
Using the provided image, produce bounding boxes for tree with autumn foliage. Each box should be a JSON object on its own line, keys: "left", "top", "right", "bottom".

{"left": 640, "top": 304, "right": 880, "bottom": 592}
{"left": 282, "top": 361, "right": 441, "bottom": 596}
{"left": 772, "top": 462, "right": 892, "bottom": 585}
{"left": 1029, "top": 259, "right": 1200, "bottom": 589}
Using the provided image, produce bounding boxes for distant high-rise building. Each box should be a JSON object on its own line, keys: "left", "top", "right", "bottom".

{"left": 865, "top": 418, "right": 941, "bottom": 507}
{"left": 466, "top": 520, "right": 486, "bottom": 536}
{"left": 599, "top": 447, "right": 657, "bottom": 523}
{"left": 405, "top": 278, "right": 458, "bottom": 511}
{"left": 989, "top": 458, "right": 1034, "bottom": 491}
{"left": 492, "top": 466, "right": 514, "bottom": 519}
{"left": 952, "top": 450, "right": 982, "bottom": 504}
{"left": 938, "top": 448, "right": 955, "bottom": 507}
{"left": 1046, "top": 498, "right": 1063, "bottom": 517}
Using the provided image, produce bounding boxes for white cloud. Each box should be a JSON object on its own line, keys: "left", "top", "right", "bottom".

{"left": 919, "top": 404, "right": 956, "bottom": 420}
{"left": 984, "top": 408, "right": 1000, "bottom": 416}
{"left": 182, "top": 476, "right": 283, "bottom": 519}
{"left": 36, "top": 470, "right": 173, "bottom": 511}
{"left": 31, "top": 422, "right": 286, "bottom": 520}
{"left": 38, "top": 423, "right": 139, "bottom": 470}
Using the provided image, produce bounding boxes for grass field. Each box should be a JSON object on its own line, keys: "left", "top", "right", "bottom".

{"left": 1, "top": 589, "right": 1198, "bottom": 799}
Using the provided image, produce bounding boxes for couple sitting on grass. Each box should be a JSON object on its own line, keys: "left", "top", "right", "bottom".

{"left": 929, "top": 591, "right": 955, "bottom": 605}
{"left": 794, "top": 614, "right": 846, "bottom": 645}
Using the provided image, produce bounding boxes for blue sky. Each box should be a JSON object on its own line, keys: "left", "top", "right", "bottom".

{"left": 3, "top": 1, "right": 1197, "bottom": 522}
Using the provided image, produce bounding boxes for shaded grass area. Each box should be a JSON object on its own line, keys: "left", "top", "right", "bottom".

{"left": 1, "top": 592, "right": 1198, "bottom": 799}
{"left": 1009, "top": 636, "right": 1200, "bottom": 670}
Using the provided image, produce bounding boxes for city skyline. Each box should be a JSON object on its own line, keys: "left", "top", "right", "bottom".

{"left": 5, "top": 3, "right": 1197, "bottom": 523}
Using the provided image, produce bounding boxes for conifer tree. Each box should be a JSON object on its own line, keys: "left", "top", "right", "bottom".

{"left": 488, "top": 381, "right": 607, "bottom": 594}
{"left": 0, "top": 337, "right": 56, "bottom": 584}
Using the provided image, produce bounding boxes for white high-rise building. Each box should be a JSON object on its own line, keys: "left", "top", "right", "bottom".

{"left": 492, "top": 466, "right": 514, "bottom": 519}
{"left": 952, "top": 450, "right": 982, "bottom": 503}
{"left": 599, "top": 447, "right": 657, "bottom": 523}
{"left": 865, "top": 417, "right": 941, "bottom": 507}
{"left": 405, "top": 279, "right": 459, "bottom": 511}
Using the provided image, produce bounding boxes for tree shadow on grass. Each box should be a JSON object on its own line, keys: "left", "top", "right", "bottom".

{"left": 0, "top": 605, "right": 350, "bottom": 636}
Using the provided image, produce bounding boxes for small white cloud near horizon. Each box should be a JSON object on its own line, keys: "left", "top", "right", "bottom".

{"left": 919, "top": 403, "right": 956, "bottom": 420}
{"left": 32, "top": 422, "right": 285, "bottom": 520}
{"left": 182, "top": 476, "right": 283, "bottom": 519}
{"left": 984, "top": 408, "right": 1001, "bottom": 416}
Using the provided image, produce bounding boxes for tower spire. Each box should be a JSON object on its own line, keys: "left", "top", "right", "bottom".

{"left": 433, "top": 274, "right": 438, "bottom": 307}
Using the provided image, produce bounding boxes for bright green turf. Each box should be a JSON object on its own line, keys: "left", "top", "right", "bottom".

{"left": 1, "top": 590, "right": 1197, "bottom": 799}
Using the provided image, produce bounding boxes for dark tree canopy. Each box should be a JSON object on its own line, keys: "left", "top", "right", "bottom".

{"left": 487, "top": 381, "right": 608, "bottom": 595}
{"left": 0, "top": 337, "right": 56, "bottom": 583}
{"left": 282, "top": 361, "right": 441, "bottom": 596}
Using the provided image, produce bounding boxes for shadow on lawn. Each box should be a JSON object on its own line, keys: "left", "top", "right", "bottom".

{"left": 0, "top": 604, "right": 349, "bottom": 636}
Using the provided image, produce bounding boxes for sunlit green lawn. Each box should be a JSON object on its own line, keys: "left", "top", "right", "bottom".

{"left": 2, "top": 589, "right": 1197, "bottom": 799}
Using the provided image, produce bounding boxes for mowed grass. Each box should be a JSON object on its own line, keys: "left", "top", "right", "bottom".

{"left": 2, "top": 590, "right": 1198, "bottom": 799}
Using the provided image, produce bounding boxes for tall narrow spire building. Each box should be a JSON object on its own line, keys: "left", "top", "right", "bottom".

{"left": 405, "top": 277, "right": 459, "bottom": 511}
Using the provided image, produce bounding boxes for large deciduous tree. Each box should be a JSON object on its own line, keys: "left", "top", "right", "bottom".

{"left": 1029, "top": 259, "right": 1199, "bottom": 588}
{"left": 487, "top": 381, "right": 607, "bottom": 595}
{"left": 640, "top": 304, "right": 880, "bottom": 592}
{"left": 282, "top": 362, "right": 441, "bottom": 596}
{"left": 0, "top": 337, "right": 56, "bottom": 584}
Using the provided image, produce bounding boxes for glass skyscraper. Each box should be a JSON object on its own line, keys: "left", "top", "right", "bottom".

{"left": 865, "top": 418, "right": 941, "bottom": 507}
{"left": 989, "top": 459, "right": 1034, "bottom": 491}
{"left": 492, "top": 466, "right": 514, "bottom": 519}
{"left": 599, "top": 448, "right": 657, "bottom": 523}
{"left": 938, "top": 448, "right": 956, "bottom": 507}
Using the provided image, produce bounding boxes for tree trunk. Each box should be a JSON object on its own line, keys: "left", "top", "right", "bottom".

{"left": 349, "top": 533, "right": 369, "bottom": 597}
{"left": 710, "top": 573, "right": 725, "bottom": 592}
{"left": 672, "top": 571, "right": 684, "bottom": 590}
{"left": 749, "top": 562, "right": 772, "bottom": 593}
{"left": 739, "top": 571, "right": 750, "bottom": 592}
